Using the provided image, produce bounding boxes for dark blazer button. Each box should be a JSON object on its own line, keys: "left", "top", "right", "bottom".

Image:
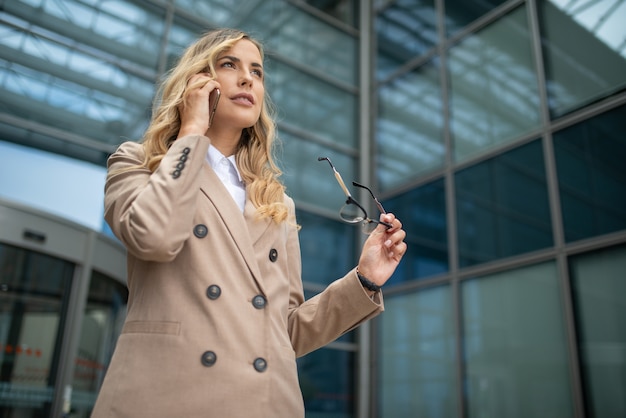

{"left": 253, "top": 357, "right": 267, "bottom": 372}
{"left": 182, "top": 147, "right": 191, "bottom": 154}
{"left": 176, "top": 161, "right": 185, "bottom": 170}
{"left": 201, "top": 351, "right": 217, "bottom": 367}
{"left": 179, "top": 154, "right": 188, "bottom": 162}
{"left": 252, "top": 295, "right": 266, "bottom": 309}
{"left": 206, "top": 285, "right": 221, "bottom": 300}
{"left": 193, "top": 224, "right": 208, "bottom": 238}
{"left": 172, "top": 170, "right": 181, "bottom": 179}
{"left": 269, "top": 248, "right": 278, "bottom": 262}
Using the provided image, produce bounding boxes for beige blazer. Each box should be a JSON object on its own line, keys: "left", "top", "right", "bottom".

{"left": 91, "top": 135, "right": 383, "bottom": 418}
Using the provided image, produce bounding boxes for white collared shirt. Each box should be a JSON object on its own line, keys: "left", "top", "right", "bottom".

{"left": 206, "top": 145, "right": 246, "bottom": 212}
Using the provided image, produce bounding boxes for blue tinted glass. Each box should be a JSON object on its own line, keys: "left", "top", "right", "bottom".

{"left": 268, "top": 61, "right": 357, "bottom": 149}
{"left": 380, "top": 286, "right": 458, "bottom": 418}
{"left": 375, "top": 0, "right": 438, "bottom": 80}
{"left": 448, "top": 6, "right": 541, "bottom": 162}
{"left": 244, "top": 3, "right": 357, "bottom": 85}
{"left": 570, "top": 244, "right": 626, "bottom": 418}
{"left": 445, "top": 0, "right": 508, "bottom": 35}
{"left": 280, "top": 132, "right": 356, "bottom": 211}
{"left": 462, "top": 262, "right": 573, "bottom": 417}
{"left": 385, "top": 179, "right": 448, "bottom": 283}
{"left": 377, "top": 58, "right": 445, "bottom": 190}
{"left": 6, "top": 0, "right": 165, "bottom": 69}
{"left": 298, "top": 210, "right": 356, "bottom": 286}
{"left": 539, "top": 0, "right": 626, "bottom": 117}
{"left": 298, "top": 348, "right": 355, "bottom": 416}
{"left": 456, "top": 140, "right": 553, "bottom": 267}
{"left": 553, "top": 105, "right": 626, "bottom": 243}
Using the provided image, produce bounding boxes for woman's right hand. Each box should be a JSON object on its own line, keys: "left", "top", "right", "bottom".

{"left": 178, "top": 73, "right": 220, "bottom": 139}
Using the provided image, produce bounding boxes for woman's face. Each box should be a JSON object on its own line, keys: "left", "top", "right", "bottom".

{"left": 211, "top": 39, "right": 265, "bottom": 130}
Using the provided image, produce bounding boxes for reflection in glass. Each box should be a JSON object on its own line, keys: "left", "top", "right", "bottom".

{"left": 570, "top": 245, "right": 626, "bottom": 418}
{"left": 462, "top": 262, "right": 573, "bottom": 418}
{"left": 384, "top": 179, "right": 448, "bottom": 284}
{"left": 298, "top": 348, "right": 355, "bottom": 417}
{"left": 0, "top": 10, "right": 155, "bottom": 160}
{"left": 375, "top": 0, "right": 438, "bottom": 80}
{"left": 297, "top": 210, "right": 355, "bottom": 287}
{"left": 456, "top": 140, "right": 552, "bottom": 267}
{"left": 4, "top": 0, "right": 165, "bottom": 68}
{"left": 279, "top": 132, "right": 356, "bottom": 211}
{"left": 444, "top": 0, "right": 508, "bottom": 36}
{"left": 540, "top": 0, "right": 626, "bottom": 117}
{"left": 0, "top": 243, "right": 74, "bottom": 416}
{"left": 269, "top": 62, "right": 357, "bottom": 149}
{"left": 553, "top": 104, "right": 626, "bottom": 243}
{"left": 377, "top": 59, "right": 445, "bottom": 190}
{"left": 448, "top": 6, "right": 541, "bottom": 162}
{"left": 166, "top": 18, "right": 206, "bottom": 71}
{"left": 380, "top": 286, "right": 457, "bottom": 418}
{"left": 244, "top": 2, "right": 357, "bottom": 86}
{"left": 71, "top": 271, "right": 128, "bottom": 417}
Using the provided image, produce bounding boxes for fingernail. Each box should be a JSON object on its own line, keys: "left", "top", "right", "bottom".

{"left": 385, "top": 239, "right": 392, "bottom": 247}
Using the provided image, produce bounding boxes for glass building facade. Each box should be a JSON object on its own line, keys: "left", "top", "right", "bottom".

{"left": 0, "top": 0, "right": 624, "bottom": 417}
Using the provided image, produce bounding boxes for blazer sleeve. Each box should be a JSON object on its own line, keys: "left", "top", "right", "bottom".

{"left": 284, "top": 198, "right": 385, "bottom": 358}
{"left": 104, "top": 135, "right": 211, "bottom": 262}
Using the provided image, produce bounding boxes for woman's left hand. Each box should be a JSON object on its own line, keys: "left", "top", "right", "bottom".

{"left": 357, "top": 213, "right": 407, "bottom": 288}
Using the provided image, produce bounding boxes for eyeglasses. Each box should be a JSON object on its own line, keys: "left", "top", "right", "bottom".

{"left": 318, "top": 157, "right": 392, "bottom": 234}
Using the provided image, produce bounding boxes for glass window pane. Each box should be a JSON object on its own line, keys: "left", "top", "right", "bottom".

{"left": 385, "top": 179, "right": 448, "bottom": 284}
{"left": 380, "top": 285, "right": 458, "bottom": 418}
{"left": 304, "top": 0, "right": 358, "bottom": 27}
{"left": 462, "top": 262, "right": 573, "bottom": 418}
{"left": 570, "top": 245, "right": 626, "bottom": 418}
{"left": 166, "top": 18, "right": 206, "bottom": 71}
{"left": 554, "top": 105, "right": 626, "bottom": 243}
{"left": 456, "top": 140, "right": 553, "bottom": 267}
{"left": 173, "top": 0, "right": 237, "bottom": 26}
{"left": 298, "top": 348, "right": 355, "bottom": 417}
{"left": 6, "top": 0, "right": 166, "bottom": 69}
{"left": 539, "top": 0, "right": 626, "bottom": 117}
{"left": 269, "top": 61, "right": 357, "bottom": 149}
{"left": 298, "top": 211, "right": 356, "bottom": 287}
{"left": 0, "top": 243, "right": 74, "bottom": 416}
{"left": 71, "top": 271, "right": 128, "bottom": 416}
{"left": 448, "top": 5, "right": 542, "bottom": 162}
{"left": 280, "top": 132, "right": 356, "bottom": 211}
{"left": 445, "top": 0, "right": 509, "bottom": 36}
{"left": 375, "top": 0, "right": 438, "bottom": 80}
{"left": 244, "top": 3, "right": 357, "bottom": 86}
{"left": 377, "top": 58, "right": 445, "bottom": 190}
{"left": 0, "top": 20, "right": 153, "bottom": 154}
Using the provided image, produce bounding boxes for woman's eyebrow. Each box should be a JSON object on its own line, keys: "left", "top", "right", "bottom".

{"left": 218, "top": 55, "right": 263, "bottom": 69}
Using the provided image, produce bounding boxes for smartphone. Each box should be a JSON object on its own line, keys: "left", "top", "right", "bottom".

{"left": 208, "top": 88, "right": 220, "bottom": 128}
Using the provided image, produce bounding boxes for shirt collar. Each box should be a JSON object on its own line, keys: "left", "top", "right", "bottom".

{"left": 206, "top": 144, "right": 243, "bottom": 184}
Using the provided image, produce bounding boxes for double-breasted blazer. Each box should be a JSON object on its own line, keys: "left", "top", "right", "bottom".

{"left": 91, "top": 134, "right": 384, "bottom": 418}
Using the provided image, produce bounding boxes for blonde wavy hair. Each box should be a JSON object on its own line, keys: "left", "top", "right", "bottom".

{"left": 140, "top": 28, "right": 288, "bottom": 223}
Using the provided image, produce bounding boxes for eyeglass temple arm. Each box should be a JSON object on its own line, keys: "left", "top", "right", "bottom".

{"left": 318, "top": 157, "right": 352, "bottom": 198}
{"left": 353, "top": 181, "right": 387, "bottom": 214}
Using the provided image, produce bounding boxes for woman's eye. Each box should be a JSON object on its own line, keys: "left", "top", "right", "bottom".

{"left": 221, "top": 61, "right": 235, "bottom": 68}
{"left": 252, "top": 69, "right": 263, "bottom": 78}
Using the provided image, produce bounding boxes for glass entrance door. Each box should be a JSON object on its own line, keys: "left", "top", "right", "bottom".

{"left": 0, "top": 243, "right": 74, "bottom": 418}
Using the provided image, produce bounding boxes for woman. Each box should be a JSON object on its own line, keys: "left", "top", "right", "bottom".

{"left": 92, "top": 28, "right": 406, "bottom": 417}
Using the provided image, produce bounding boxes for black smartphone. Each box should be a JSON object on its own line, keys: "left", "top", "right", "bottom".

{"left": 208, "top": 88, "right": 220, "bottom": 128}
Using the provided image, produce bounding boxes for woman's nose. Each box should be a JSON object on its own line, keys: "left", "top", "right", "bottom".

{"left": 240, "top": 71, "right": 253, "bottom": 86}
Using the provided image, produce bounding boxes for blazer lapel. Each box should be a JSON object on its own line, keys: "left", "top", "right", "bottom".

{"left": 243, "top": 196, "right": 272, "bottom": 247}
{"left": 198, "top": 165, "right": 266, "bottom": 293}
